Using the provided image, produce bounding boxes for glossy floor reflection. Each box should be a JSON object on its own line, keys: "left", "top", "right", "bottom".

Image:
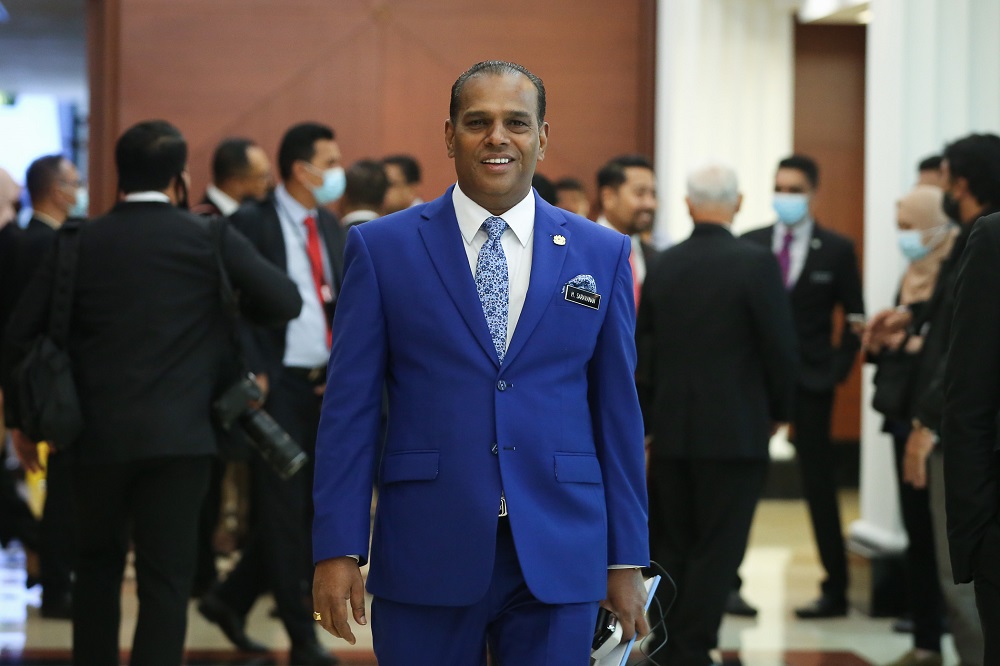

{"left": 0, "top": 492, "right": 965, "bottom": 665}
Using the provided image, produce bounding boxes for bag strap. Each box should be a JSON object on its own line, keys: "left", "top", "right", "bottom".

{"left": 47, "top": 220, "right": 83, "bottom": 348}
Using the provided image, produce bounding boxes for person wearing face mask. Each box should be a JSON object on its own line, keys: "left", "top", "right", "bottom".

{"left": 743, "top": 154, "right": 865, "bottom": 619}
{"left": 197, "top": 122, "right": 346, "bottom": 666}
{"left": 869, "top": 185, "right": 956, "bottom": 666}
{"left": 0, "top": 154, "right": 88, "bottom": 620}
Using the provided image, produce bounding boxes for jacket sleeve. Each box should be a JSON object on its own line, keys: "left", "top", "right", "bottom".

{"left": 221, "top": 223, "right": 302, "bottom": 327}
{"left": 832, "top": 239, "right": 864, "bottom": 384}
{"left": 748, "top": 251, "right": 800, "bottom": 422}
{"left": 942, "top": 216, "right": 1000, "bottom": 583}
{"left": 589, "top": 235, "right": 649, "bottom": 567}
{"left": 312, "top": 227, "right": 387, "bottom": 565}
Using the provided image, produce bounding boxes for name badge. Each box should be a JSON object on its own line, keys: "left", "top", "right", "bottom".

{"left": 564, "top": 286, "right": 601, "bottom": 310}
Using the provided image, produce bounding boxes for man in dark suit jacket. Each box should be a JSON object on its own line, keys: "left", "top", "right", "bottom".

{"left": 4, "top": 153, "right": 88, "bottom": 619}
{"left": 1, "top": 120, "right": 301, "bottom": 666}
{"left": 197, "top": 122, "right": 346, "bottom": 666}
{"left": 743, "top": 154, "right": 865, "bottom": 618}
{"left": 638, "top": 163, "right": 798, "bottom": 665}
{"left": 191, "top": 137, "right": 273, "bottom": 219}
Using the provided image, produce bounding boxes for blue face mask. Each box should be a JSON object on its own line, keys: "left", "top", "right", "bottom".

{"left": 68, "top": 188, "right": 88, "bottom": 218}
{"left": 309, "top": 165, "right": 346, "bottom": 206}
{"left": 897, "top": 230, "right": 928, "bottom": 261}
{"left": 773, "top": 193, "right": 809, "bottom": 226}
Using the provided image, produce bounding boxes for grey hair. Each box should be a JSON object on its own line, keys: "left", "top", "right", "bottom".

{"left": 686, "top": 162, "right": 739, "bottom": 206}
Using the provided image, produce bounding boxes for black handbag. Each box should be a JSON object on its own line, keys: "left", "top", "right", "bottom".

{"left": 14, "top": 221, "right": 84, "bottom": 448}
{"left": 871, "top": 339, "right": 920, "bottom": 421}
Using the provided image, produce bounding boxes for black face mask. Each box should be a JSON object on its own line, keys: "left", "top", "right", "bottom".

{"left": 942, "top": 191, "right": 961, "bottom": 222}
{"left": 175, "top": 174, "right": 189, "bottom": 210}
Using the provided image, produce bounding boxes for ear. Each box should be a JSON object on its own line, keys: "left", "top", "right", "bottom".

{"left": 537, "top": 121, "right": 550, "bottom": 161}
{"left": 599, "top": 185, "right": 615, "bottom": 212}
{"left": 734, "top": 193, "right": 743, "bottom": 214}
{"left": 684, "top": 196, "right": 695, "bottom": 220}
{"left": 444, "top": 119, "right": 456, "bottom": 158}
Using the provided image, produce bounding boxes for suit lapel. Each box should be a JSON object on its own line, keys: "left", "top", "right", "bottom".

{"left": 503, "top": 196, "right": 569, "bottom": 368}
{"left": 792, "top": 223, "right": 821, "bottom": 296}
{"left": 263, "top": 201, "right": 288, "bottom": 272}
{"left": 317, "top": 210, "right": 346, "bottom": 289}
{"left": 418, "top": 191, "right": 499, "bottom": 367}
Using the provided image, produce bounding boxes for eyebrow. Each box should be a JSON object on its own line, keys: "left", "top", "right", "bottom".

{"left": 462, "top": 109, "right": 534, "bottom": 120}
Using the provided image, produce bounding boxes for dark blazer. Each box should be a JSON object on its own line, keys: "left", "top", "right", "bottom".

{"left": 227, "top": 193, "right": 346, "bottom": 376}
{"left": 637, "top": 223, "right": 799, "bottom": 460}
{"left": 743, "top": 222, "right": 864, "bottom": 392}
{"left": 943, "top": 212, "right": 1000, "bottom": 583}
{"left": 0, "top": 222, "right": 24, "bottom": 343}
{"left": 1, "top": 201, "right": 301, "bottom": 464}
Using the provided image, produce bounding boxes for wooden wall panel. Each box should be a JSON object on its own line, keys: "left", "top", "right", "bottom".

{"left": 793, "top": 22, "right": 867, "bottom": 442}
{"left": 88, "top": 0, "right": 656, "bottom": 214}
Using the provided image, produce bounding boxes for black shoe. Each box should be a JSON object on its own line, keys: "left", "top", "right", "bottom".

{"left": 40, "top": 592, "right": 72, "bottom": 620}
{"left": 288, "top": 642, "right": 340, "bottom": 666}
{"left": 197, "top": 592, "right": 269, "bottom": 653}
{"left": 794, "top": 595, "right": 848, "bottom": 619}
{"left": 724, "top": 590, "right": 758, "bottom": 617}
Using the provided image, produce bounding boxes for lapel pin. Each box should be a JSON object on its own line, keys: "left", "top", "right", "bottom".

{"left": 810, "top": 238, "right": 822, "bottom": 250}
{"left": 553, "top": 234, "right": 566, "bottom": 246}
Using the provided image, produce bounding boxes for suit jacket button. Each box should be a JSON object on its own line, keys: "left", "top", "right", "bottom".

{"left": 497, "top": 380, "right": 508, "bottom": 391}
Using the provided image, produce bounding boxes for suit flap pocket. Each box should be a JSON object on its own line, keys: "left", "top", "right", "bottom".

{"left": 381, "top": 450, "right": 440, "bottom": 484}
{"left": 554, "top": 453, "right": 602, "bottom": 484}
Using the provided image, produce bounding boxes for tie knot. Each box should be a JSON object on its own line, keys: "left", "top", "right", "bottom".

{"left": 782, "top": 230, "right": 794, "bottom": 246}
{"left": 483, "top": 216, "right": 507, "bottom": 241}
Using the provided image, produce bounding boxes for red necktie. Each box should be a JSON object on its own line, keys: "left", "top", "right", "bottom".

{"left": 303, "top": 215, "right": 332, "bottom": 348}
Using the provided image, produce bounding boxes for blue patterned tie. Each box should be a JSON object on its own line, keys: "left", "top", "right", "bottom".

{"left": 475, "top": 216, "right": 509, "bottom": 364}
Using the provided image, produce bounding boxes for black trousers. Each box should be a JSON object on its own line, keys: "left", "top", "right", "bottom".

{"left": 792, "top": 388, "right": 847, "bottom": 599}
{"left": 72, "top": 455, "right": 211, "bottom": 666}
{"left": 215, "top": 369, "right": 322, "bottom": 647}
{"left": 888, "top": 422, "right": 943, "bottom": 652}
{"left": 974, "top": 517, "right": 1000, "bottom": 665}
{"left": 40, "top": 449, "right": 75, "bottom": 605}
{"left": 648, "top": 458, "right": 767, "bottom": 666}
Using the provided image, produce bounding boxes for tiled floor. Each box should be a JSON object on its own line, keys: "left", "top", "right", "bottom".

{"left": 0, "top": 491, "right": 962, "bottom": 665}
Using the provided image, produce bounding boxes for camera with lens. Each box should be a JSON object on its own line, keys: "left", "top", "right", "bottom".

{"left": 213, "top": 373, "right": 308, "bottom": 480}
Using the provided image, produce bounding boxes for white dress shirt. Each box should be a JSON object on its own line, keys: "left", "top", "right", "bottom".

{"left": 274, "top": 184, "right": 334, "bottom": 368}
{"left": 124, "top": 191, "right": 171, "bottom": 204}
{"left": 452, "top": 183, "right": 534, "bottom": 348}
{"left": 771, "top": 217, "right": 814, "bottom": 287}
{"left": 205, "top": 184, "right": 240, "bottom": 217}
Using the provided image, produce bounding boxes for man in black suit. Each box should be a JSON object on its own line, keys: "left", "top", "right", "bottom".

{"left": 340, "top": 159, "right": 388, "bottom": 226}
{"left": 191, "top": 137, "right": 272, "bottom": 219}
{"left": 743, "top": 154, "right": 865, "bottom": 618}
{"left": 596, "top": 154, "right": 660, "bottom": 307}
{"left": 198, "top": 122, "right": 346, "bottom": 666}
{"left": 1, "top": 120, "right": 301, "bottom": 666}
{"left": 638, "top": 162, "right": 798, "bottom": 666}
{"left": 5, "top": 153, "right": 88, "bottom": 619}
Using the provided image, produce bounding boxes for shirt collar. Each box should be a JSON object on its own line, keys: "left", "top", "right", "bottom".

{"left": 775, "top": 216, "right": 814, "bottom": 239}
{"left": 452, "top": 183, "right": 534, "bottom": 247}
{"left": 32, "top": 211, "right": 61, "bottom": 229}
{"left": 206, "top": 184, "right": 240, "bottom": 217}
{"left": 275, "top": 183, "right": 316, "bottom": 223}
{"left": 124, "top": 191, "right": 171, "bottom": 204}
{"left": 342, "top": 209, "right": 379, "bottom": 226}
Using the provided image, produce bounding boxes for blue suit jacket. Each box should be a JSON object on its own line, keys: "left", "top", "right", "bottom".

{"left": 313, "top": 187, "right": 648, "bottom": 607}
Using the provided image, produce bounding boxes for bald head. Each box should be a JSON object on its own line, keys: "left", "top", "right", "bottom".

{"left": 685, "top": 162, "right": 741, "bottom": 225}
{"left": 0, "top": 168, "right": 20, "bottom": 227}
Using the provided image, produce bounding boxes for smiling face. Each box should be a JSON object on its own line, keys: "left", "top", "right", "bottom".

{"left": 445, "top": 72, "right": 549, "bottom": 215}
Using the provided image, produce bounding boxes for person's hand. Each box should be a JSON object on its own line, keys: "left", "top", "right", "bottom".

{"left": 601, "top": 568, "right": 650, "bottom": 642}
{"left": 11, "top": 429, "right": 42, "bottom": 474}
{"left": 903, "top": 426, "right": 936, "bottom": 489}
{"left": 313, "top": 383, "right": 326, "bottom": 397}
{"left": 863, "top": 308, "right": 912, "bottom": 352}
{"left": 313, "top": 556, "right": 366, "bottom": 644}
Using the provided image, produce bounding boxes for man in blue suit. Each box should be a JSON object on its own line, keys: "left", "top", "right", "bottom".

{"left": 311, "top": 60, "right": 650, "bottom": 665}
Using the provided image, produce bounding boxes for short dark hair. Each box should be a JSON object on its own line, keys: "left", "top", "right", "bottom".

{"left": 918, "top": 154, "right": 942, "bottom": 172}
{"left": 115, "top": 120, "right": 187, "bottom": 194}
{"left": 277, "top": 122, "right": 335, "bottom": 181}
{"left": 26, "top": 154, "right": 67, "bottom": 203}
{"left": 383, "top": 154, "right": 421, "bottom": 184}
{"left": 943, "top": 133, "right": 1000, "bottom": 207}
{"left": 596, "top": 155, "right": 654, "bottom": 192}
{"left": 345, "top": 159, "right": 389, "bottom": 208}
{"left": 532, "top": 173, "right": 557, "bottom": 205}
{"left": 212, "top": 138, "right": 255, "bottom": 184}
{"left": 450, "top": 60, "right": 546, "bottom": 125}
{"left": 554, "top": 177, "right": 585, "bottom": 193}
{"left": 777, "top": 154, "right": 819, "bottom": 189}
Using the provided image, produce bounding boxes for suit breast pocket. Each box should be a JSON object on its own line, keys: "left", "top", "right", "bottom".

{"left": 808, "top": 270, "right": 834, "bottom": 285}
